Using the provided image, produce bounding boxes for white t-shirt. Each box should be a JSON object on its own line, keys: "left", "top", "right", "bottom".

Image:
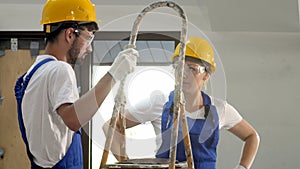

{"left": 22, "top": 55, "right": 79, "bottom": 167}
{"left": 126, "top": 93, "right": 243, "bottom": 150}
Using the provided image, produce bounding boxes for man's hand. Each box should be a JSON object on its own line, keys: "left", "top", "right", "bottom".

{"left": 108, "top": 48, "right": 139, "bottom": 81}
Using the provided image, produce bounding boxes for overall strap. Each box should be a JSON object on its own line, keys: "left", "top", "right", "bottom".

{"left": 14, "top": 58, "right": 54, "bottom": 168}
{"left": 161, "top": 91, "right": 174, "bottom": 132}
{"left": 198, "top": 91, "right": 219, "bottom": 144}
{"left": 162, "top": 91, "right": 211, "bottom": 132}
{"left": 23, "top": 58, "right": 55, "bottom": 92}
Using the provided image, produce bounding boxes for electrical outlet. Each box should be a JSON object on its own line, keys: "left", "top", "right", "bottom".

{"left": 11, "top": 38, "right": 18, "bottom": 51}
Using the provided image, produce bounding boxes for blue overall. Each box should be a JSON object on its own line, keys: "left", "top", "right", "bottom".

{"left": 156, "top": 91, "right": 220, "bottom": 169}
{"left": 14, "top": 58, "right": 83, "bottom": 169}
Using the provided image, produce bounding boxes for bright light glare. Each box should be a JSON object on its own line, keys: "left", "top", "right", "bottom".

{"left": 91, "top": 66, "right": 175, "bottom": 168}
{"left": 127, "top": 66, "right": 174, "bottom": 107}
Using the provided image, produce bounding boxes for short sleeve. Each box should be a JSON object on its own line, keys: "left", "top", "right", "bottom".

{"left": 49, "top": 62, "right": 79, "bottom": 112}
{"left": 219, "top": 102, "right": 243, "bottom": 130}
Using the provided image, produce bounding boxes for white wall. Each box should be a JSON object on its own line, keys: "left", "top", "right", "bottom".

{"left": 0, "top": 4, "right": 210, "bottom": 32}
{"left": 1, "top": 3, "right": 300, "bottom": 169}
{"left": 0, "top": 4, "right": 43, "bottom": 31}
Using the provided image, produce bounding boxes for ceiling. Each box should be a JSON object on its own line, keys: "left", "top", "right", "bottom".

{"left": 1, "top": 0, "right": 299, "bottom": 32}
{"left": 0, "top": 0, "right": 200, "bottom": 5}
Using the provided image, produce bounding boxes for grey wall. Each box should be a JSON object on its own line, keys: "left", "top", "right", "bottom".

{"left": 209, "top": 32, "right": 300, "bottom": 169}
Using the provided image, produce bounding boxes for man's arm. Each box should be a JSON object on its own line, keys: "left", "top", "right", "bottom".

{"left": 57, "top": 48, "right": 139, "bottom": 131}
{"left": 57, "top": 73, "right": 115, "bottom": 131}
{"left": 229, "top": 119, "right": 260, "bottom": 169}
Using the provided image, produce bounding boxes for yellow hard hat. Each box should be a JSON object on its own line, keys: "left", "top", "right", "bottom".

{"left": 171, "top": 37, "right": 216, "bottom": 73}
{"left": 40, "top": 0, "right": 100, "bottom": 25}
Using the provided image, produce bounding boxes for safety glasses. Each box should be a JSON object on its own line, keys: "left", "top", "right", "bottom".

{"left": 74, "top": 29, "right": 95, "bottom": 46}
{"left": 185, "top": 64, "right": 206, "bottom": 75}
{"left": 173, "top": 62, "right": 206, "bottom": 75}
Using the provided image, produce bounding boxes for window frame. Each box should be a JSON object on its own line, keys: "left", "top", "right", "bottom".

{"left": 84, "top": 31, "right": 180, "bottom": 169}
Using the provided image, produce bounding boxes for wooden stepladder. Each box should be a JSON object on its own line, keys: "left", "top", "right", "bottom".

{"left": 100, "top": 1, "right": 194, "bottom": 169}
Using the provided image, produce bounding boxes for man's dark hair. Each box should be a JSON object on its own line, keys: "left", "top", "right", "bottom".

{"left": 44, "top": 21, "right": 98, "bottom": 44}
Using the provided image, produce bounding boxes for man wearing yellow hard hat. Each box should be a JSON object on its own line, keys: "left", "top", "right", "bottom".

{"left": 14, "top": 0, "right": 139, "bottom": 168}
{"left": 156, "top": 36, "right": 260, "bottom": 169}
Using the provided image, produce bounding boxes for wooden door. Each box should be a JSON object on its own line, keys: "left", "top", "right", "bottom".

{"left": 0, "top": 50, "right": 35, "bottom": 169}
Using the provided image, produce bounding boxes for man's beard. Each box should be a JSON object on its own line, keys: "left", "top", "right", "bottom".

{"left": 67, "top": 40, "right": 85, "bottom": 66}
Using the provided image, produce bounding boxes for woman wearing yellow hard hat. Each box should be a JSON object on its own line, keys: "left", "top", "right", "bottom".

{"left": 156, "top": 37, "right": 260, "bottom": 169}
{"left": 171, "top": 36, "right": 216, "bottom": 74}
{"left": 15, "top": 0, "right": 139, "bottom": 168}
